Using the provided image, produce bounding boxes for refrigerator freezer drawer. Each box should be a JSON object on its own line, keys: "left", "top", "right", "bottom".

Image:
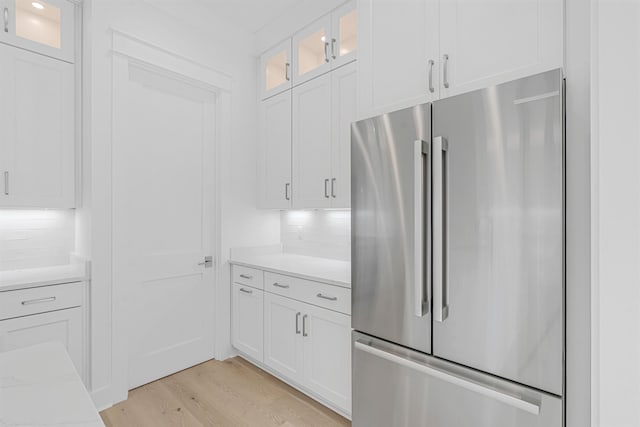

{"left": 352, "top": 332, "right": 562, "bottom": 427}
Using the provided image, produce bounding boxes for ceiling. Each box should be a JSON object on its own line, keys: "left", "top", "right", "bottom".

{"left": 145, "top": 0, "right": 308, "bottom": 34}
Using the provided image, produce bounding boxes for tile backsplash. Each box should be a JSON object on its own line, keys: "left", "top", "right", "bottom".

{"left": 281, "top": 210, "right": 351, "bottom": 261}
{"left": 0, "top": 210, "right": 75, "bottom": 271}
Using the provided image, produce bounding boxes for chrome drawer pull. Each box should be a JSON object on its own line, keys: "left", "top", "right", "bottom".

{"left": 21, "top": 296, "right": 56, "bottom": 306}
{"left": 239, "top": 274, "right": 253, "bottom": 280}
{"left": 239, "top": 288, "right": 253, "bottom": 294}
{"left": 316, "top": 293, "right": 337, "bottom": 301}
{"left": 272, "top": 282, "right": 290, "bottom": 289}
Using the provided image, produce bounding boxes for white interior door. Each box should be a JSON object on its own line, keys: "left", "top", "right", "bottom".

{"left": 113, "top": 63, "right": 217, "bottom": 390}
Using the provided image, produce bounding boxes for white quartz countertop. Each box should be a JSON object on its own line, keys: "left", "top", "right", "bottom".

{"left": 0, "top": 342, "right": 104, "bottom": 427}
{"left": 230, "top": 250, "right": 351, "bottom": 288}
{"left": 0, "top": 263, "right": 89, "bottom": 292}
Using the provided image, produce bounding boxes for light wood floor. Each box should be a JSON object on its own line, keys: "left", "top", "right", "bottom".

{"left": 100, "top": 357, "right": 351, "bottom": 427}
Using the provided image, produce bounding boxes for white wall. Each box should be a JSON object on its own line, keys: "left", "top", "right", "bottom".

{"left": 0, "top": 210, "right": 75, "bottom": 271}
{"left": 281, "top": 210, "right": 351, "bottom": 261}
{"left": 592, "top": 1, "right": 640, "bottom": 426}
{"left": 82, "top": 0, "right": 279, "bottom": 409}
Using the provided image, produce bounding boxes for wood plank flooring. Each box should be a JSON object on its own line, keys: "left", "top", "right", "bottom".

{"left": 100, "top": 356, "right": 351, "bottom": 427}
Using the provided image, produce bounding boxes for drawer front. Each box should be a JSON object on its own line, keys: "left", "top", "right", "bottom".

{"left": 0, "top": 282, "right": 83, "bottom": 321}
{"left": 232, "top": 265, "right": 264, "bottom": 290}
{"left": 264, "top": 272, "right": 351, "bottom": 315}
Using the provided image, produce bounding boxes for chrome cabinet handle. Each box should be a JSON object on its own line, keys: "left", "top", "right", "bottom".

{"left": 239, "top": 288, "right": 253, "bottom": 294}
{"left": 324, "top": 42, "right": 330, "bottom": 63}
{"left": 285, "top": 62, "right": 290, "bottom": 81}
{"left": 331, "top": 38, "right": 337, "bottom": 59}
{"left": 331, "top": 178, "right": 336, "bottom": 198}
{"left": 302, "top": 314, "right": 308, "bottom": 337}
{"left": 316, "top": 293, "right": 337, "bottom": 301}
{"left": 21, "top": 296, "right": 56, "bottom": 306}
{"left": 272, "top": 282, "right": 290, "bottom": 289}
{"left": 354, "top": 340, "right": 541, "bottom": 415}
{"left": 295, "top": 312, "right": 301, "bottom": 334}
{"left": 413, "top": 140, "right": 430, "bottom": 318}
{"left": 433, "top": 136, "right": 449, "bottom": 322}
{"left": 3, "top": 171, "right": 8, "bottom": 195}
{"left": 3, "top": 8, "right": 8, "bottom": 33}
{"left": 239, "top": 274, "right": 253, "bottom": 279}
{"left": 285, "top": 183, "right": 291, "bottom": 201}
{"left": 443, "top": 54, "right": 450, "bottom": 89}
{"left": 428, "top": 59, "right": 435, "bottom": 93}
{"left": 324, "top": 179, "right": 330, "bottom": 198}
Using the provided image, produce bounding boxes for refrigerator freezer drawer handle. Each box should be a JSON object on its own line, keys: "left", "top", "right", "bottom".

{"left": 413, "top": 140, "right": 429, "bottom": 317}
{"left": 354, "top": 341, "right": 541, "bottom": 416}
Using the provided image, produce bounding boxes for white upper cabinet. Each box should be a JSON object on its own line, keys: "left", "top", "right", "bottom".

{"left": 330, "top": 61, "right": 357, "bottom": 208}
{"left": 0, "top": 43, "right": 75, "bottom": 208}
{"left": 357, "top": 0, "right": 563, "bottom": 118}
{"left": 357, "top": 0, "right": 439, "bottom": 118}
{"left": 330, "top": 0, "right": 357, "bottom": 69}
{"left": 293, "top": 0, "right": 357, "bottom": 86}
{"left": 292, "top": 62, "right": 356, "bottom": 210}
{"left": 259, "top": 38, "right": 292, "bottom": 100}
{"left": 292, "top": 73, "right": 332, "bottom": 209}
{"left": 0, "top": 0, "right": 75, "bottom": 62}
{"left": 292, "top": 15, "right": 333, "bottom": 86}
{"left": 438, "top": 0, "right": 563, "bottom": 97}
{"left": 258, "top": 90, "right": 292, "bottom": 209}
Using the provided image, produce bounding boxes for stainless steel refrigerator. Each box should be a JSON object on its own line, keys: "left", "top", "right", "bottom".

{"left": 351, "top": 69, "right": 564, "bottom": 427}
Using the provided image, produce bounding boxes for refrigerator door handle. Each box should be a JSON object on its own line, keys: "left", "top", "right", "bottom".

{"left": 433, "top": 136, "right": 449, "bottom": 322}
{"left": 354, "top": 340, "right": 541, "bottom": 416}
{"left": 414, "top": 139, "right": 429, "bottom": 317}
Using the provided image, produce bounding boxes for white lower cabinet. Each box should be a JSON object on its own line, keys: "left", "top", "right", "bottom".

{"left": 263, "top": 292, "right": 304, "bottom": 382}
{"left": 232, "top": 265, "right": 352, "bottom": 416}
{"left": 302, "top": 303, "right": 351, "bottom": 412}
{"left": 232, "top": 283, "right": 264, "bottom": 362}
{"left": 0, "top": 307, "right": 83, "bottom": 377}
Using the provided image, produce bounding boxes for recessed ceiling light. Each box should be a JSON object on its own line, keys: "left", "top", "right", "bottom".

{"left": 31, "top": 2, "right": 44, "bottom": 10}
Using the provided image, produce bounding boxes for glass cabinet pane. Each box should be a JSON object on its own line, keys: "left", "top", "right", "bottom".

{"left": 15, "top": 0, "right": 61, "bottom": 49}
{"left": 338, "top": 10, "right": 357, "bottom": 58}
{"left": 265, "top": 50, "right": 287, "bottom": 92}
{"left": 298, "top": 28, "right": 327, "bottom": 77}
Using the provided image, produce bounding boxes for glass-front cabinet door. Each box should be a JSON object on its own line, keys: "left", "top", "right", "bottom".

{"left": 260, "top": 38, "right": 292, "bottom": 100}
{"left": 331, "top": 0, "right": 357, "bottom": 69}
{"left": 1, "top": 0, "right": 75, "bottom": 62}
{"left": 292, "top": 15, "right": 332, "bottom": 86}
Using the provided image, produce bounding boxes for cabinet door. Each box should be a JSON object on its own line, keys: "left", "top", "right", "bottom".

{"left": 357, "top": 0, "right": 439, "bottom": 119}
{"left": 292, "top": 15, "right": 332, "bottom": 86}
{"left": 330, "top": 0, "right": 357, "bottom": 69}
{"left": 292, "top": 73, "right": 332, "bottom": 209}
{"left": 0, "top": 43, "right": 75, "bottom": 208}
{"left": 232, "top": 284, "right": 263, "bottom": 362}
{"left": 258, "top": 90, "right": 292, "bottom": 209}
{"left": 439, "top": 0, "right": 563, "bottom": 97}
{"left": 0, "top": 0, "right": 75, "bottom": 63}
{"left": 0, "top": 308, "right": 83, "bottom": 380}
{"left": 260, "top": 38, "right": 292, "bottom": 100}
{"left": 264, "top": 292, "right": 304, "bottom": 383}
{"left": 330, "top": 62, "right": 357, "bottom": 208}
{"left": 302, "top": 302, "right": 351, "bottom": 414}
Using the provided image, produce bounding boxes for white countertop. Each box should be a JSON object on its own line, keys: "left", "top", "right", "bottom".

{"left": 0, "top": 263, "right": 89, "bottom": 292}
{"left": 230, "top": 248, "right": 351, "bottom": 288}
{"left": 0, "top": 342, "right": 104, "bottom": 427}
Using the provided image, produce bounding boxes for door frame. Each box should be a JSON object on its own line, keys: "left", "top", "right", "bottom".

{"left": 109, "top": 29, "right": 230, "bottom": 403}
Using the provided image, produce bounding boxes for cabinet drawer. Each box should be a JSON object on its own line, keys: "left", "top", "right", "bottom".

{"left": 0, "top": 282, "right": 83, "bottom": 321}
{"left": 264, "top": 272, "right": 351, "bottom": 315}
{"left": 232, "top": 265, "right": 264, "bottom": 290}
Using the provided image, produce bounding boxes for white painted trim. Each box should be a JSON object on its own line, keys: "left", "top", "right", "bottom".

{"left": 110, "top": 29, "right": 231, "bottom": 92}
{"left": 109, "top": 30, "right": 228, "bottom": 405}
